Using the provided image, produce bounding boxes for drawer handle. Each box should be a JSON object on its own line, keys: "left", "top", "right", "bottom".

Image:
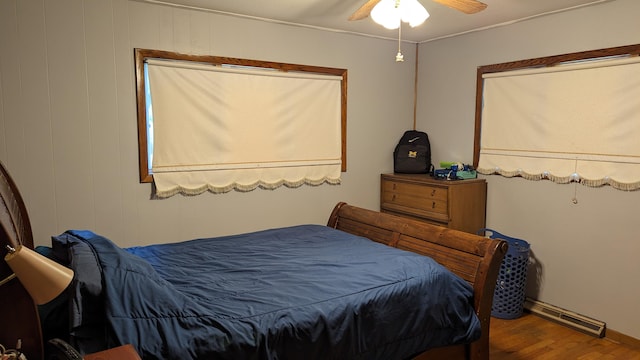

{"left": 393, "top": 183, "right": 397, "bottom": 190}
{"left": 392, "top": 194, "right": 396, "bottom": 201}
{"left": 431, "top": 189, "right": 436, "bottom": 196}
{"left": 432, "top": 201, "right": 436, "bottom": 209}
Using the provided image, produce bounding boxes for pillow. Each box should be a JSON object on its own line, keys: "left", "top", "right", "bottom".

{"left": 52, "top": 231, "right": 108, "bottom": 354}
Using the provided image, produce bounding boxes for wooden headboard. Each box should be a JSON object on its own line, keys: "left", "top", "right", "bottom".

{"left": 0, "top": 161, "right": 43, "bottom": 360}
{"left": 327, "top": 202, "right": 507, "bottom": 360}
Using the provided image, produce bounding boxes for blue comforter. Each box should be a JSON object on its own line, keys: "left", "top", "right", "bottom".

{"left": 54, "top": 225, "right": 480, "bottom": 359}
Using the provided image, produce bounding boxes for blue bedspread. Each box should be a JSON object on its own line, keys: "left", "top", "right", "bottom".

{"left": 54, "top": 225, "right": 480, "bottom": 359}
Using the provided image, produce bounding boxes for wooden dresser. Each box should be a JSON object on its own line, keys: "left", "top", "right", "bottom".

{"left": 84, "top": 344, "right": 142, "bottom": 360}
{"left": 380, "top": 173, "right": 487, "bottom": 234}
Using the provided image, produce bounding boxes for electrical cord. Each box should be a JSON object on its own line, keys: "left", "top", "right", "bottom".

{"left": 0, "top": 339, "right": 26, "bottom": 360}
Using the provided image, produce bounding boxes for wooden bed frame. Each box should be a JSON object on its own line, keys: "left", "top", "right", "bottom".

{"left": 328, "top": 202, "right": 507, "bottom": 360}
{"left": 0, "top": 161, "right": 506, "bottom": 360}
{"left": 0, "top": 162, "right": 43, "bottom": 360}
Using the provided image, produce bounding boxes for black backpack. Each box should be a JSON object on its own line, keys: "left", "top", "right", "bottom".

{"left": 393, "top": 130, "right": 432, "bottom": 174}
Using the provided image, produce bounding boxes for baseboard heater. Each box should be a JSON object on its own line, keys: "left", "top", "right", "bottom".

{"left": 524, "top": 298, "right": 606, "bottom": 337}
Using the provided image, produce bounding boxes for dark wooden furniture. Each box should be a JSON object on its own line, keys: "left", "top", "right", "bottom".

{"left": 380, "top": 173, "right": 487, "bottom": 234}
{"left": 0, "top": 162, "right": 43, "bottom": 360}
{"left": 328, "top": 202, "right": 506, "bottom": 360}
{"left": 0, "top": 159, "right": 506, "bottom": 360}
{"left": 84, "top": 344, "right": 142, "bottom": 360}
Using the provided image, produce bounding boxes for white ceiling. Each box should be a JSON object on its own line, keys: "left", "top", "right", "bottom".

{"left": 144, "top": 0, "right": 614, "bottom": 42}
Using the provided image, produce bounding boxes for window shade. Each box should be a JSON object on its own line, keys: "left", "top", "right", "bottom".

{"left": 146, "top": 59, "right": 342, "bottom": 198}
{"left": 477, "top": 56, "right": 640, "bottom": 190}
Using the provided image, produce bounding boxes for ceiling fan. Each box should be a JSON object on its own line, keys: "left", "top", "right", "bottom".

{"left": 349, "top": 0, "right": 487, "bottom": 21}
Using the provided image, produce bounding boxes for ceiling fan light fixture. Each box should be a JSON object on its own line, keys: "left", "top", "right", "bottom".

{"left": 371, "top": 0, "right": 430, "bottom": 30}
{"left": 404, "top": 0, "right": 430, "bottom": 27}
{"left": 370, "top": 0, "right": 401, "bottom": 29}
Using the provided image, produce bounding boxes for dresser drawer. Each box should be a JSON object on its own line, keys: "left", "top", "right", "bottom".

{"left": 381, "top": 181, "right": 448, "bottom": 215}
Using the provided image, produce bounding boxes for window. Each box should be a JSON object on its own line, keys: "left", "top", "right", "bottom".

{"left": 134, "top": 49, "right": 348, "bottom": 197}
{"left": 473, "top": 44, "right": 640, "bottom": 191}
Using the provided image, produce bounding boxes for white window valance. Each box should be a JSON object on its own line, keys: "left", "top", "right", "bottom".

{"left": 146, "top": 59, "right": 343, "bottom": 198}
{"left": 477, "top": 55, "right": 640, "bottom": 191}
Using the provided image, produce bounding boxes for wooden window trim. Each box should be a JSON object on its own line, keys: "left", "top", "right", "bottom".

{"left": 134, "top": 48, "right": 348, "bottom": 183}
{"left": 473, "top": 43, "right": 640, "bottom": 168}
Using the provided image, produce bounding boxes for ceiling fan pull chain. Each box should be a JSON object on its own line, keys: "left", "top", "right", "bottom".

{"left": 396, "top": 22, "right": 404, "bottom": 62}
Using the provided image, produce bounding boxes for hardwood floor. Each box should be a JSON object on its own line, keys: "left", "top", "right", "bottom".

{"left": 490, "top": 312, "right": 640, "bottom": 359}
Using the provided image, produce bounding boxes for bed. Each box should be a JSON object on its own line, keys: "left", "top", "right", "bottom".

{"left": 0, "top": 161, "right": 507, "bottom": 360}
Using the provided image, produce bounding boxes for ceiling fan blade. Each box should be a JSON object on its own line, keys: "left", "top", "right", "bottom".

{"left": 432, "top": 0, "right": 488, "bottom": 14}
{"left": 348, "top": 0, "right": 382, "bottom": 21}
